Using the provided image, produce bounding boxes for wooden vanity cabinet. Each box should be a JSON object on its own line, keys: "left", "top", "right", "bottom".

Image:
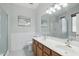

{"left": 37, "top": 46, "right": 43, "bottom": 56}
{"left": 52, "top": 50, "right": 62, "bottom": 56}
{"left": 43, "top": 46, "right": 51, "bottom": 56}
{"left": 38, "top": 42, "right": 43, "bottom": 49}
{"left": 37, "top": 42, "right": 43, "bottom": 56}
{"left": 43, "top": 52, "right": 49, "bottom": 56}
{"left": 32, "top": 39, "right": 62, "bottom": 56}
{"left": 32, "top": 39, "right": 38, "bottom": 55}
{"left": 32, "top": 43, "right": 36, "bottom": 55}
{"left": 32, "top": 39, "right": 43, "bottom": 56}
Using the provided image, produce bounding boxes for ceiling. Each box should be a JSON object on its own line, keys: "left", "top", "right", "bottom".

{"left": 14, "top": 3, "right": 39, "bottom": 9}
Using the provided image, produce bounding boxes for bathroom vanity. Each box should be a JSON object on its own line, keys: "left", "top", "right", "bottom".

{"left": 32, "top": 37, "right": 79, "bottom": 56}
{"left": 32, "top": 38, "right": 61, "bottom": 56}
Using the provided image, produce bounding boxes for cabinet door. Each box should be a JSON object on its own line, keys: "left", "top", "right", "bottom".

{"left": 43, "top": 46, "right": 51, "bottom": 55}
{"left": 43, "top": 52, "right": 49, "bottom": 56}
{"left": 32, "top": 43, "right": 37, "bottom": 56}
{"left": 37, "top": 47, "right": 43, "bottom": 56}
{"left": 38, "top": 43, "right": 43, "bottom": 49}
{"left": 52, "top": 50, "right": 61, "bottom": 56}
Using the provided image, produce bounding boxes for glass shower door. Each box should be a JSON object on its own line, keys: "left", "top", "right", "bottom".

{"left": 0, "top": 8, "right": 8, "bottom": 56}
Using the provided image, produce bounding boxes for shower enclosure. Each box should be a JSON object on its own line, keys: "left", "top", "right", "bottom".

{"left": 0, "top": 8, "right": 8, "bottom": 56}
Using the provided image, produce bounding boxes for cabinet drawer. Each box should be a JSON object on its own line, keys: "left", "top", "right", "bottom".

{"left": 38, "top": 43, "right": 43, "bottom": 49}
{"left": 35, "top": 41, "right": 38, "bottom": 45}
{"left": 33, "top": 39, "right": 38, "bottom": 45}
{"left": 43, "top": 46, "right": 51, "bottom": 55}
{"left": 37, "top": 47, "right": 43, "bottom": 56}
{"left": 32, "top": 44, "right": 37, "bottom": 55}
{"left": 43, "top": 52, "right": 49, "bottom": 56}
{"left": 52, "top": 50, "right": 61, "bottom": 56}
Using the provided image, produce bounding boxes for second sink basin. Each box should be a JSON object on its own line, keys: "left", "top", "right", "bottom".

{"left": 55, "top": 45, "right": 79, "bottom": 55}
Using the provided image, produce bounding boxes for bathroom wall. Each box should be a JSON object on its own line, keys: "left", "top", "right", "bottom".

{"left": 0, "top": 4, "right": 36, "bottom": 51}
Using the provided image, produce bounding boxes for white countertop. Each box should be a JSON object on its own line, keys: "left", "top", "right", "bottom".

{"left": 33, "top": 36, "right": 79, "bottom": 56}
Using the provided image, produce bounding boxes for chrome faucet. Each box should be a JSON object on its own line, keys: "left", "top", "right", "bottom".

{"left": 65, "top": 39, "right": 72, "bottom": 48}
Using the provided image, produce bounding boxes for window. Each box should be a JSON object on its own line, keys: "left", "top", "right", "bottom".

{"left": 71, "top": 14, "right": 76, "bottom": 32}
{"left": 61, "top": 17, "right": 67, "bottom": 33}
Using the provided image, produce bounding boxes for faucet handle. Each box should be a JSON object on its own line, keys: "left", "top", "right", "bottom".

{"left": 65, "top": 39, "right": 70, "bottom": 44}
{"left": 67, "top": 39, "right": 70, "bottom": 42}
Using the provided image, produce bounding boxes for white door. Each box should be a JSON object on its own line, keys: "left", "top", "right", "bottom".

{"left": 76, "top": 14, "right": 79, "bottom": 40}
{"left": 0, "top": 8, "right": 8, "bottom": 55}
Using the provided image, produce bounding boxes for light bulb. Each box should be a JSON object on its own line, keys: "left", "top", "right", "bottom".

{"left": 49, "top": 7, "right": 56, "bottom": 12}
{"left": 54, "top": 4, "right": 61, "bottom": 10}
{"left": 46, "top": 10, "right": 52, "bottom": 14}
{"left": 52, "top": 9, "right": 56, "bottom": 12}
{"left": 50, "top": 7, "right": 53, "bottom": 10}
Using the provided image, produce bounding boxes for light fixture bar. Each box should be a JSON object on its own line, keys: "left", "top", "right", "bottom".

{"left": 46, "top": 3, "right": 68, "bottom": 14}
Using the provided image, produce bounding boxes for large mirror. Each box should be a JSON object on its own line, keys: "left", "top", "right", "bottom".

{"left": 41, "top": 14, "right": 50, "bottom": 36}
{"left": 41, "top": 3, "right": 79, "bottom": 40}
{"left": 41, "top": 14, "right": 68, "bottom": 39}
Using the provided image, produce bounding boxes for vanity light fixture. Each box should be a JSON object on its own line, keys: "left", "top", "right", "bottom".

{"left": 46, "top": 3, "right": 68, "bottom": 14}
{"left": 46, "top": 10, "right": 52, "bottom": 14}
{"left": 49, "top": 7, "right": 56, "bottom": 12}
{"left": 54, "top": 4, "right": 61, "bottom": 10}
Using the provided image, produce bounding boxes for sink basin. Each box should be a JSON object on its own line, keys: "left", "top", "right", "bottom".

{"left": 56, "top": 45, "right": 71, "bottom": 49}
{"left": 55, "top": 45, "right": 71, "bottom": 54}
{"left": 55, "top": 45, "right": 79, "bottom": 55}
